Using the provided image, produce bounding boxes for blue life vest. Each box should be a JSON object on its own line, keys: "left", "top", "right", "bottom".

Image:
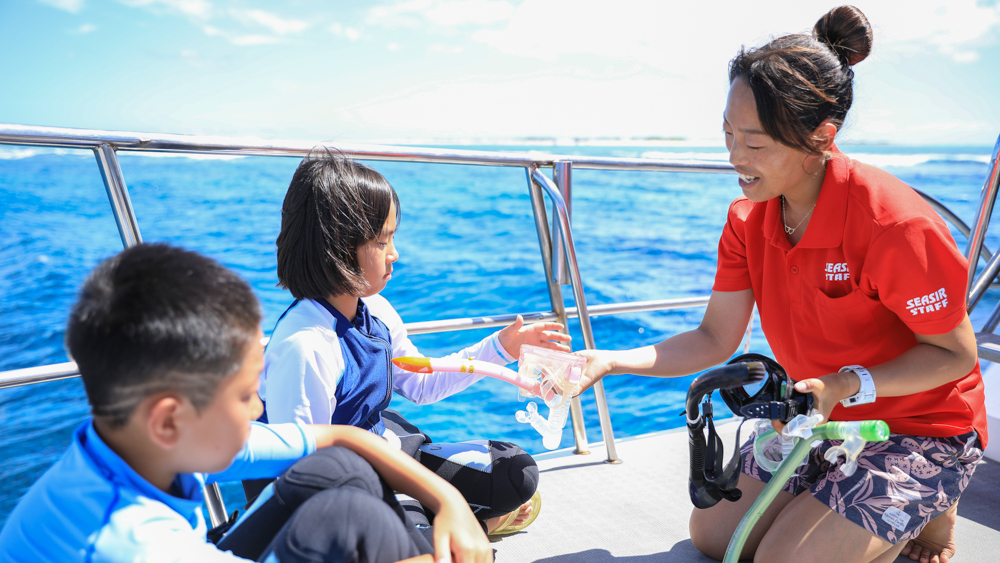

{"left": 261, "top": 299, "right": 394, "bottom": 435}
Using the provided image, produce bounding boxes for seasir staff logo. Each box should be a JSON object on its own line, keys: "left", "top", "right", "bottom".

{"left": 906, "top": 289, "right": 948, "bottom": 315}
{"left": 825, "top": 262, "right": 850, "bottom": 281}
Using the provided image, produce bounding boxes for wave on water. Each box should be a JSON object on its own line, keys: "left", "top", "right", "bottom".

{"left": 0, "top": 146, "right": 245, "bottom": 160}
{"left": 848, "top": 153, "right": 991, "bottom": 168}
{"left": 639, "top": 150, "right": 992, "bottom": 168}
{"left": 640, "top": 151, "right": 729, "bottom": 162}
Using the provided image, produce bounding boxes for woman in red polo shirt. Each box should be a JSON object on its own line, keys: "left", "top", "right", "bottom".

{"left": 578, "top": 5, "right": 986, "bottom": 563}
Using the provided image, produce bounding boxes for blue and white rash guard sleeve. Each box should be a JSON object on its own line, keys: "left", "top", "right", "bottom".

{"left": 208, "top": 422, "right": 315, "bottom": 483}
{"left": 363, "top": 295, "right": 517, "bottom": 405}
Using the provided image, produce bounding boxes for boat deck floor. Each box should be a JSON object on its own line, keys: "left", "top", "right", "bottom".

{"left": 492, "top": 421, "right": 1000, "bottom": 562}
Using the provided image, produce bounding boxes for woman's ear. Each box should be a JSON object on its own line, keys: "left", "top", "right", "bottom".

{"left": 145, "top": 394, "right": 186, "bottom": 450}
{"left": 812, "top": 120, "right": 838, "bottom": 152}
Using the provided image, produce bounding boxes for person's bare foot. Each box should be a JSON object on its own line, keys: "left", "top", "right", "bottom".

{"left": 900, "top": 503, "right": 958, "bottom": 563}
{"left": 484, "top": 500, "right": 534, "bottom": 533}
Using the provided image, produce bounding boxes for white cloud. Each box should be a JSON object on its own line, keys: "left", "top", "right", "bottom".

{"left": 231, "top": 34, "right": 279, "bottom": 46}
{"left": 423, "top": 0, "right": 514, "bottom": 26}
{"left": 367, "top": 0, "right": 514, "bottom": 27}
{"left": 234, "top": 9, "right": 308, "bottom": 35}
{"left": 120, "top": 0, "right": 213, "bottom": 19}
{"left": 75, "top": 23, "right": 97, "bottom": 33}
{"left": 387, "top": 42, "right": 400, "bottom": 51}
{"left": 330, "top": 23, "right": 361, "bottom": 40}
{"left": 37, "top": 0, "right": 83, "bottom": 12}
{"left": 462, "top": 0, "right": 1000, "bottom": 67}
{"left": 428, "top": 43, "right": 464, "bottom": 53}
{"left": 337, "top": 71, "right": 723, "bottom": 140}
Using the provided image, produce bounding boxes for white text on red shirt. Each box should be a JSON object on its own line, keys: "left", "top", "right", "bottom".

{"left": 906, "top": 288, "right": 948, "bottom": 315}
{"left": 825, "top": 262, "right": 850, "bottom": 281}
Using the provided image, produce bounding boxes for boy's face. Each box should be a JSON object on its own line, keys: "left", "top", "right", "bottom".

{"left": 356, "top": 201, "right": 399, "bottom": 297}
{"left": 179, "top": 328, "right": 264, "bottom": 474}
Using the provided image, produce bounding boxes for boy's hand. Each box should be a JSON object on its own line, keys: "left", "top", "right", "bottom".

{"left": 497, "top": 315, "right": 571, "bottom": 357}
{"left": 431, "top": 493, "right": 493, "bottom": 563}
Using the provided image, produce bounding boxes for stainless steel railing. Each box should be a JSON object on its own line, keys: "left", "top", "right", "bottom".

{"left": 962, "top": 134, "right": 1000, "bottom": 363}
{"left": 0, "top": 123, "right": 729, "bottom": 526}
{"left": 0, "top": 297, "right": 711, "bottom": 390}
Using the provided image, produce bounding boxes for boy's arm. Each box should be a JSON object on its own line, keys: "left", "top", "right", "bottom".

{"left": 309, "top": 425, "right": 492, "bottom": 563}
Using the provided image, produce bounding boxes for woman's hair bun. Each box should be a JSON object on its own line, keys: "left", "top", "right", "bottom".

{"left": 813, "top": 5, "right": 873, "bottom": 66}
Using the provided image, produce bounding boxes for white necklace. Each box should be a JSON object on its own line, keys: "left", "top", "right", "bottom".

{"left": 781, "top": 196, "right": 816, "bottom": 235}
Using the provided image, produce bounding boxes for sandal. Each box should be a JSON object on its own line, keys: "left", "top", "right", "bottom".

{"left": 488, "top": 491, "right": 541, "bottom": 538}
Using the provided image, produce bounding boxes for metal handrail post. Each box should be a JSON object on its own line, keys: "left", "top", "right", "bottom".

{"left": 551, "top": 162, "right": 572, "bottom": 285}
{"left": 531, "top": 167, "right": 620, "bottom": 463}
{"left": 94, "top": 144, "right": 142, "bottom": 247}
{"left": 525, "top": 166, "right": 591, "bottom": 454}
{"left": 969, "top": 244, "right": 1000, "bottom": 312}
{"left": 915, "top": 188, "right": 991, "bottom": 263}
{"left": 965, "top": 134, "right": 1000, "bottom": 304}
{"left": 204, "top": 482, "right": 229, "bottom": 528}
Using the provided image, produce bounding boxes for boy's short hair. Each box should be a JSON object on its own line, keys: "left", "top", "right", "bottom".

{"left": 276, "top": 150, "right": 400, "bottom": 300}
{"left": 66, "top": 243, "right": 262, "bottom": 428}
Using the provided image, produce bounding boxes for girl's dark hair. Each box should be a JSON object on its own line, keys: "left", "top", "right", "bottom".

{"left": 728, "top": 5, "right": 873, "bottom": 155}
{"left": 276, "top": 149, "right": 400, "bottom": 300}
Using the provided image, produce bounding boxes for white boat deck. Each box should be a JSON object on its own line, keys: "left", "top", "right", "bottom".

{"left": 492, "top": 421, "right": 1000, "bottom": 562}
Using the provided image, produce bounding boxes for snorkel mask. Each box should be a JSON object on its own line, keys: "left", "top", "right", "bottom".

{"left": 686, "top": 353, "right": 813, "bottom": 509}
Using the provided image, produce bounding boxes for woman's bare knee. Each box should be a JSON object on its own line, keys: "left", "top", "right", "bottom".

{"left": 689, "top": 507, "right": 729, "bottom": 560}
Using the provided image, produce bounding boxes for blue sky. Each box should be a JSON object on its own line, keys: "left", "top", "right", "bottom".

{"left": 1, "top": 0, "right": 998, "bottom": 145}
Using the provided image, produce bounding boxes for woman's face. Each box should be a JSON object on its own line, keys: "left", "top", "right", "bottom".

{"left": 356, "top": 201, "right": 399, "bottom": 297}
{"left": 723, "top": 78, "right": 822, "bottom": 203}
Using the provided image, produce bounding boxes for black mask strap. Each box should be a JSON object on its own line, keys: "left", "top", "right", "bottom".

{"left": 703, "top": 401, "right": 745, "bottom": 503}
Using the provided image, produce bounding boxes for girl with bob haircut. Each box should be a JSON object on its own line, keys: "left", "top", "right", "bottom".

{"left": 577, "top": 6, "right": 986, "bottom": 563}
{"left": 261, "top": 150, "right": 571, "bottom": 536}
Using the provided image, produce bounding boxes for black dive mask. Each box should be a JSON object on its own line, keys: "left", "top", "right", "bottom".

{"left": 719, "top": 353, "right": 813, "bottom": 424}
{"left": 685, "top": 354, "right": 813, "bottom": 509}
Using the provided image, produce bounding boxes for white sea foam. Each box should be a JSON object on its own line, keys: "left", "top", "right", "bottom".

{"left": 0, "top": 146, "right": 245, "bottom": 160}
{"left": 0, "top": 148, "right": 79, "bottom": 159}
{"left": 640, "top": 151, "right": 729, "bottom": 162}
{"left": 640, "top": 150, "right": 992, "bottom": 168}
{"left": 844, "top": 153, "right": 990, "bottom": 168}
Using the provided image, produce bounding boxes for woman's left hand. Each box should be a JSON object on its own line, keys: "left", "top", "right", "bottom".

{"left": 773, "top": 372, "right": 859, "bottom": 432}
{"left": 498, "top": 315, "right": 572, "bottom": 357}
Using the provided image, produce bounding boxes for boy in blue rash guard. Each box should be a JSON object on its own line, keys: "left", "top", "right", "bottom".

{"left": 0, "top": 243, "right": 490, "bottom": 563}
{"left": 261, "top": 152, "right": 569, "bottom": 535}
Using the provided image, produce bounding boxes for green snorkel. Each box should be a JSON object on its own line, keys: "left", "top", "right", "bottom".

{"left": 722, "top": 419, "right": 890, "bottom": 562}
{"left": 685, "top": 354, "right": 891, "bottom": 562}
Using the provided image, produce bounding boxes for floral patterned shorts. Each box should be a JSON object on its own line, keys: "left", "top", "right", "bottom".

{"left": 740, "top": 429, "right": 983, "bottom": 544}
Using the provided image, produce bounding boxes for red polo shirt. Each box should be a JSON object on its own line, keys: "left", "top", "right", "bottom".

{"left": 714, "top": 151, "right": 987, "bottom": 444}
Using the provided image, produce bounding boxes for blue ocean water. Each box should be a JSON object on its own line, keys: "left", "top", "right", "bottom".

{"left": 0, "top": 143, "right": 996, "bottom": 522}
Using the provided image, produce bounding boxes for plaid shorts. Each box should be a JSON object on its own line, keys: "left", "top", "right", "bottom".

{"left": 740, "top": 429, "right": 983, "bottom": 544}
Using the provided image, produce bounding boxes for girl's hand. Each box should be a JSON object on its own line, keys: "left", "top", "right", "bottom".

{"left": 574, "top": 348, "right": 615, "bottom": 395}
{"left": 431, "top": 494, "right": 493, "bottom": 563}
{"left": 497, "top": 315, "right": 572, "bottom": 357}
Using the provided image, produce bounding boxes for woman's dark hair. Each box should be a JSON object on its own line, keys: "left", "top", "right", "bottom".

{"left": 67, "top": 243, "right": 262, "bottom": 428}
{"left": 276, "top": 149, "right": 400, "bottom": 300}
{"left": 728, "top": 5, "right": 873, "bottom": 155}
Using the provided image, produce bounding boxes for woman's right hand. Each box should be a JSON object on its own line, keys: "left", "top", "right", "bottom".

{"left": 574, "top": 349, "right": 616, "bottom": 394}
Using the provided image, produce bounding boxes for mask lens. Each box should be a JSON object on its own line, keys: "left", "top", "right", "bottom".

{"left": 742, "top": 377, "right": 765, "bottom": 399}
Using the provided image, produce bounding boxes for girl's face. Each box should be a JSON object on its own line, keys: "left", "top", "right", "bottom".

{"left": 356, "top": 201, "right": 399, "bottom": 297}
{"left": 723, "top": 78, "right": 824, "bottom": 203}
